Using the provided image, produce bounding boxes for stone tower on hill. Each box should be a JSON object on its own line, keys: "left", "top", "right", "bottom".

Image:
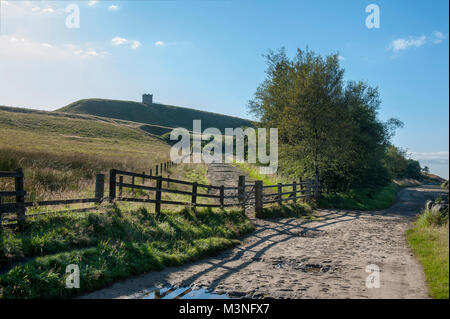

{"left": 142, "top": 93, "right": 153, "bottom": 104}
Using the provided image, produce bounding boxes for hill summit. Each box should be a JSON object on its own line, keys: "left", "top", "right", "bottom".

{"left": 57, "top": 98, "right": 253, "bottom": 132}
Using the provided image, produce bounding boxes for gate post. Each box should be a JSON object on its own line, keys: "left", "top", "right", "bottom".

{"left": 192, "top": 182, "right": 198, "bottom": 210}
{"left": 255, "top": 180, "right": 263, "bottom": 216}
{"left": 238, "top": 176, "right": 246, "bottom": 212}
{"left": 95, "top": 174, "right": 105, "bottom": 202}
{"left": 109, "top": 169, "right": 116, "bottom": 202}
{"left": 277, "top": 183, "right": 282, "bottom": 206}
{"left": 220, "top": 185, "right": 224, "bottom": 209}
{"left": 155, "top": 176, "right": 162, "bottom": 216}
{"left": 292, "top": 181, "right": 297, "bottom": 204}
{"left": 15, "top": 168, "right": 25, "bottom": 229}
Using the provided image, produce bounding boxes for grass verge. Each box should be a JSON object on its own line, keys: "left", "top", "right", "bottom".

{"left": 406, "top": 209, "right": 449, "bottom": 299}
{"left": 0, "top": 206, "right": 254, "bottom": 298}
{"left": 318, "top": 183, "right": 399, "bottom": 211}
{"left": 256, "top": 203, "right": 314, "bottom": 219}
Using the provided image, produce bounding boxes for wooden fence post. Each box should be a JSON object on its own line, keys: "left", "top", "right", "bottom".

{"left": 292, "top": 181, "right": 297, "bottom": 204}
{"left": 238, "top": 176, "right": 245, "bottom": 212}
{"left": 119, "top": 176, "right": 123, "bottom": 198}
{"left": 95, "top": 174, "right": 105, "bottom": 202}
{"left": 277, "top": 183, "right": 282, "bottom": 206}
{"left": 15, "top": 168, "right": 25, "bottom": 229}
{"left": 131, "top": 174, "right": 135, "bottom": 186}
{"left": 109, "top": 169, "right": 116, "bottom": 201}
{"left": 192, "top": 182, "right": 198, "bottom": 210}
{"left": 142, "top": 171, "right": 145, "bottom": 184}
{"left": 155, "top": 165, "right": 159, "bottom": 176}
{"left": 160, "top": 163, "right": 163, "bottom": 175}
{"left": 220, "top": 185, "right": 224, "bottom": 209}
{"left": 150, "top": 168, "right": 153, "bottom": 176}
{"left": 255, "top": 180, "right": 263, "bottom": 216}
{"left": 299, "top": 177, "right": 304, "bottom": 202}
{"left": 155, "top": 176, "right": 162, "bottom": 216}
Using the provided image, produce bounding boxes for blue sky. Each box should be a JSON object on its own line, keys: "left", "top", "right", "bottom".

{"left": 0, "top": 0, "right": 448, "bottom": 178}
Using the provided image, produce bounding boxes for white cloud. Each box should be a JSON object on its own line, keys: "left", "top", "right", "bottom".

{"left": 130, "top": 40, "right": 141, "bottom": 49}
{"left": 388, "top": 31, "right": 448, "bottom": 53}
{"left": 410, "top": 151, "right": 449, "bottom": 165}
{"left": 111, "top": 36, "right": 128, "bottom": 46}
{"left": 0, "top": 34, "right": 109, "bottom": 59}
{"left": 111, "top": 37, "right": 141, "bottom": 49}
{"left": 432, "top": 31, "right": 447, "bottom": 44}
{"left": 2, "top": 1, "right": 61, "bottom": 18}
{"left": 88, "top": 0, "right": 98, "bottom": 7}
{"left": 155, "top": 41, "right": 165, "bottom": 47}
{"left": 108, "top": 5, "right": 119, "bottom": 11}
{"left": 388, "top": 35, "right": 426, "bottom": 52}
{"left": 42, "top": 7, "right": 55, "bottom": 14}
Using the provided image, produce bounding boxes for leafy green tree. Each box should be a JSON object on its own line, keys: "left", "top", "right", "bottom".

{"left": 384, "top": 145, "right": 408, "bottom": 178}
{"left": 249, "top": 48, "right": 402, "bottom": 191}
{"left": 405, "top": 159, "right": 422, "bottom": 179}
{"left": 249, "top": 48, "right": 346, "bottom": 189}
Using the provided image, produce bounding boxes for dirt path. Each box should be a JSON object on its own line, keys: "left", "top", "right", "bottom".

{"left": 82, "top": 164, "right": 446, "bottom": 299}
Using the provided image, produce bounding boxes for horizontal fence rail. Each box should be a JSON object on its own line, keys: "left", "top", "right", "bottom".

{"left": 1, "top": 164, "right": 319, "bottom": 230}
{"left": 0, "top": 159, "right": 178, "bottom": 229}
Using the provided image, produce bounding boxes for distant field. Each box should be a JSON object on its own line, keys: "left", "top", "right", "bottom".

{"left": 57, "top": 98, "right": 253, "bottom": 132}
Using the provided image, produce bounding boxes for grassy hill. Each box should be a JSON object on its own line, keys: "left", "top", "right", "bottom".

{"left": 0, "top": 105, "right": 171, "bottom": 202}
{"left": 57, "top": 98, "right": 253, "bottom": 132}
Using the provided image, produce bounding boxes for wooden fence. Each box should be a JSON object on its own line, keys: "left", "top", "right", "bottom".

{"left": 1, "top": 164, "right": 318, "bottom": 229}
{"left": 0, "top": 160, "right": 176, "bottom": 228}
{"left": 109, "top": 169, "right": 315, "bottom": 215}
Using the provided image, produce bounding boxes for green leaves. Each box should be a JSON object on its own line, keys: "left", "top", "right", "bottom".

{"left": 249, "top": 47, "right": 403, "bottom": 191}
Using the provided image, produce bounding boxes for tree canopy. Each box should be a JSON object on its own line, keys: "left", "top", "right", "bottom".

{"left": 249, "top": 48, "right": 412, "bottom": 190}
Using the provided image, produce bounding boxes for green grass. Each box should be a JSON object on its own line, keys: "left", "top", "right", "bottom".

{"left": 0, "top": 106, "right": 174, "bottom": 203}
{"left": 318, "top": 183, "right": 399, "bottom": 211}
{"left": 58, "top": 98, "right": 252, "bottom": 132}
{"left": 0, "top": 206, "right": 254, "bottom": 298}
{"left": 406, "top": 209, "right": 449, "bottom": 299}
{"left": 256, "top": 203, "right": 314, "bottom": 219}
{"left": 234, "top": 162, "right": 291, "bottom": 186}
